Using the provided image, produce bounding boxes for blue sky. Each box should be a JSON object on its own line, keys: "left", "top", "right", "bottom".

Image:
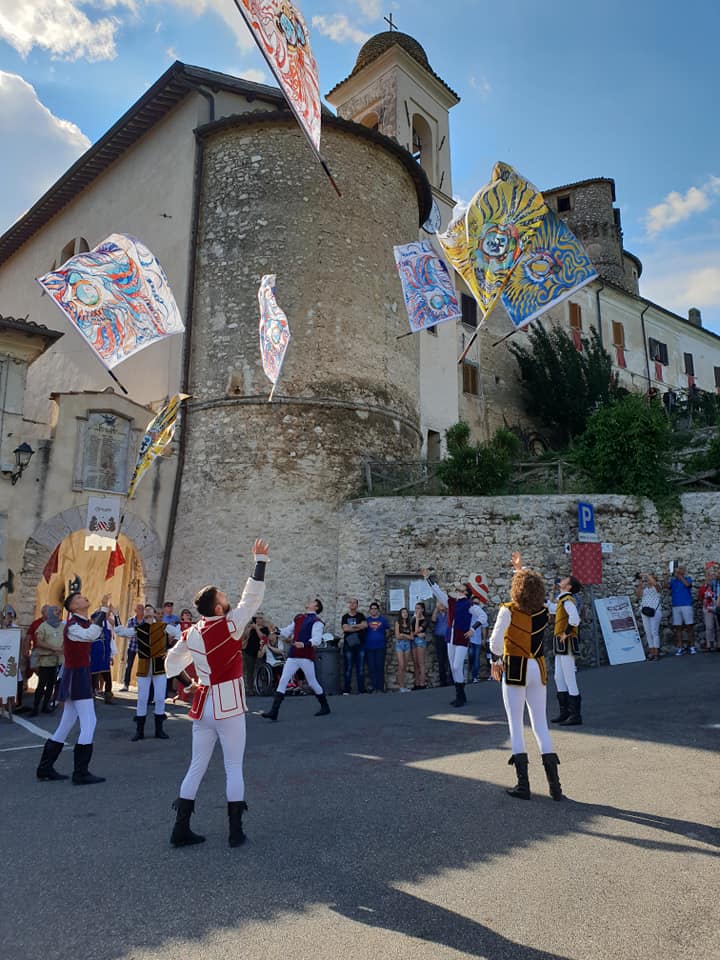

{"left": 1, "top": 0, "right": 718, "bottom": 330}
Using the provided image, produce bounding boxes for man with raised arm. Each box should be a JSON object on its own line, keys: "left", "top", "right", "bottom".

{"left": 36, "top": 592, "right": 110, "bottom": 785}
{"left": 165, "top": 538, "right": 269, "bottom": 849}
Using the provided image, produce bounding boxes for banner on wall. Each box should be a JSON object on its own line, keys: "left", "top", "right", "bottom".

{"left": 85, "top": 495, "right": 122, "bottom": 551}
{"left": 593, "top": 596, "right": 645, "bottom": 665}
{"left": 0, "top": 628, "right": 21, "bottom": 701}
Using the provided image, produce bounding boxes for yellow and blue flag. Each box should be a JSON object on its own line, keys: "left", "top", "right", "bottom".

{"left": 501, "top": 211, "right": 598, "bottom": 328}
{"left": 127, "top": 393, "right": 188, "bottom": 499}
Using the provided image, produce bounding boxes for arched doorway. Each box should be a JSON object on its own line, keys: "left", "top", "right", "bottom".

{"left": 20, "top": 507, "right": 164, "bottom": 683}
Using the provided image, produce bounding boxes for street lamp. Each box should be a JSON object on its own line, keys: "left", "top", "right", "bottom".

{"left": 11, "top": 442, "right": 34, "bottom": 485}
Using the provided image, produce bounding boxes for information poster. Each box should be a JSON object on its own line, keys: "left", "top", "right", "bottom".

{"left": 593, "top": 596, "right": 645, "bottom": 665}
{"left": 0, "top": 628, "right": 21, "bottom": 700}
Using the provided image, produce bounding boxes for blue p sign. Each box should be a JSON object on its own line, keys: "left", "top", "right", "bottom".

{"left": 578, "top": 501, "right": 595, "bottom": 535}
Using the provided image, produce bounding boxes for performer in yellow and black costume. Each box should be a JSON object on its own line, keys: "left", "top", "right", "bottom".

{"left": 489, "top": 554, "right": 564, "bottom": 801}
{"left": 117, "top": 611, "right": 176, "bottom": 741}
{"left": 548, "top": 576, "right": 583, "bottom": 726}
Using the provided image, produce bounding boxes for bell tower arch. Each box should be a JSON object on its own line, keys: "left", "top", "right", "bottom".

{"left": 326, "top": 30, "right": 460, "bottom": 216}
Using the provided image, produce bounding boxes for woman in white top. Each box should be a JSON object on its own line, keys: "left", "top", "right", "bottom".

{"left": 636, "top": 573, "right": 662, "bottom": 660}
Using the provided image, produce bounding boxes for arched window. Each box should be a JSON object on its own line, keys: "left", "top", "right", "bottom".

{"left": 411, "top": 114, "right": 434, "bottom": 182}
{"left": 360, "top": 110, "right": 380, "bottom": 132}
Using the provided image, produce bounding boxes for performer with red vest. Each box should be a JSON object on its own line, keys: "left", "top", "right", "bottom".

{"left": 36, "top": 592, "right": 109, "bottom": 785}
{"left": 165, "top": 538, "right": 269, "bottom": 848}
{"left": 421, "top": 568, "right": 486, "bottom": 708}
{"left": 261, "top": 597, "right": 331, "bottom": 722}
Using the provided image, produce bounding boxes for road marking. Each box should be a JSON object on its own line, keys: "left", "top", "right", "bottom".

{"left": 0, "top": 743, "right": 44, "bottom": 753}
{"left": 11, "top": 714, "right": 54, "bottom": 740}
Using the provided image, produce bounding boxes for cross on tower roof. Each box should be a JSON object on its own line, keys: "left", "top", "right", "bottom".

{"left": 384, "top": 12, "right": 397, "bottom": 31}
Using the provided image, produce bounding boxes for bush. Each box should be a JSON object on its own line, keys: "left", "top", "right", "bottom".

{"left": 509, "top": 324, "right": 614, "bottom": 441}
{"left": 573, "top": 393, "right": 674, "bottom": 503}
{"left": 437, "top": 422, "right": 520, "bottom": 495}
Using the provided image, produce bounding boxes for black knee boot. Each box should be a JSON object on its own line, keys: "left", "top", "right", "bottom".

{"left": 450, "top": 682, "right": 466, "bottom": 707}
{"left": 261, "top": 692, "right": 284, "bottom": 721}
{"left": 551, "top": 691, "right": 570, "bottom": 723}
{"left": 154, "top": 714, "right": 169, "bottom": 739}
{"left": 227, "top": 800, "right": 248, "bottom": 847}
{"left": 542, "top": 753, "right": 564, "bottom": 801}
{"left": 131, "top": 716, "right": 145, "bottom": 741}
{"left": 559, "top": 694, "right": 582, "bottom": 726}
{"left": 36, "top": 739, "right": 68, "bottom": 781}
{"left": 72, "top": 743, "right": 105, "bottom": 785}
{"left": 171, "top": 798, "right": 206, "bottom": 847}
{"left": 314, "top": 693, "right": 331, "bottom": 716}
{"left": 507, "top": 753, "right": 531, "bottom": 799}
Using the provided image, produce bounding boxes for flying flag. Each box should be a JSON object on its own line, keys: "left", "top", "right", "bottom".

{"left": 440, "top": 162, "right": 548, "bottom": 320}
{"left": 393, "top": 241, "right": 461, "bottom": 333}
{"left": 42, "top": 544, "right": 61, "bottom": 584}
{"left": 258, "top": 275, "right": 291, "bottom": 395}
{"left": 37, "top": 234, "right": 184, "bottom": 371}
{"left": 232, "top": 1, "right": 339, "bottom": 193}
{"left": 105, "top": 543, "right": 126, "bottom": 581}
{"left": 127, "top": 394, "right": 188, "bottom": 499}
{"left": 501, "top": 210, "right": 598, "bottom": 329}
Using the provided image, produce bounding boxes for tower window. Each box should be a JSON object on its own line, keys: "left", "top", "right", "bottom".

{"left": 411, "top": 113, "right": 433, "bottom": 182}
{"left": 557, "top": 195, "right": 572, "bottom": 213}
{"left": 461, "top": 294, "right": 477, "bottom": 328}
{"left": 462, "top": 362, "right": 479, "bottom": 396}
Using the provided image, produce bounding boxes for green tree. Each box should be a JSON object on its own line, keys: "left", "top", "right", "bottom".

{"left": 573, "top": 393, "right": 673, "bottom": 502}
{"left": 509, "top": 324, "right": 614, "bottom": 440}
{"left": 437, "top": 422, "right": 520, "bottom": 495}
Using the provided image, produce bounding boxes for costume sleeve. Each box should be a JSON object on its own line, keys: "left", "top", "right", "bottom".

{"left": 546, "top": 600, "right": 558, "bottom": 615}
{"left": 310, "top": 620, "right": 324, "bottom": 646}
{"left": 426, "top": 579, "right": 449, "bottom": 606}
{"left": 226, "top": 577, "right": 265, "bottom": 640}
{"left": 489, "top": 606, "right": 511, "bottom": 657}
{"left": 470, "top": 604, "right": 488, "bottom": 628}
{"left": 165, "top": 623, "right": 182, "bottom": 644}
{"left": 115, "top": 622, "right": 137, "bottom": 638}
{"left": 67, "top": 620, "right": 104, "bottom": 643}
{"left": 278, "top": 621, "right": 295, "bottom": 639}
{"left": 564, "top": 599, "right": 580, "bottom": 627}
{"left": 165, "top": 636, "right": 193, "bottom": 678}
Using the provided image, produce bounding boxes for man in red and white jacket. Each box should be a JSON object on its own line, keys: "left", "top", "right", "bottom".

{"left": 260, "top": 597, "right": 331, "bottom": 722}
{"left": 165, "top": 538, "right": 268, "bottom": 849}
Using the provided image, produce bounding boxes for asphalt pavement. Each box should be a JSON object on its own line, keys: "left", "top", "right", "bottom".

{"left": 1, "top": 654, "right": 718, "bottom": 960}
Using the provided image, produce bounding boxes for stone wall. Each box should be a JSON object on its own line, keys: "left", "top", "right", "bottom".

{"left": 165, "top": 118, "right": 425, "bottom": 625}
{"left": 335, "top": 493, "right": 720, "bottom": 688}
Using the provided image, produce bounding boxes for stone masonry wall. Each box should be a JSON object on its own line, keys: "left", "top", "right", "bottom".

{"left": 335, "top": 493, "right": 720, "bottom": 689}
{"left": 165, "top": 120, "right": 424, "bottom": 626}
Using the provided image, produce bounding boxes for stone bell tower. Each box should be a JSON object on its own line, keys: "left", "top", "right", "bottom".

{"left": 327, "top": 30, "right": 462, "bottom": 459}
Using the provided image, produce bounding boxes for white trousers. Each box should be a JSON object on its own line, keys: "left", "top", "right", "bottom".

{"left": 702, "top": 611, "right": 717, "bottom": 648}
{"left": 502, "top": 659, "right": 554, "bottom": 755}
{"left": 277, "top": 658, "right": 323, "bottom": 695}
{"left": 136, "top": 673, "right": 167, "bottom": 716}
{"left": 554, "top": 654, "right": 579, "bottom": 696}
{"left": 179, "top": 696, "right": 247, "bottom": 802}
{"left": 642, "top": 610, "right": 662, "bottom": 648}
{"left": 52, "top": 698, "right": 96, "bottom": 745}
{"left": 448, "top": 644, "right": 469, "bottom": 684}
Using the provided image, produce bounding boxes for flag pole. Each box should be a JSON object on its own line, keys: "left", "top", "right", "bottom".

{"left": 491, "top": 328, "right": 521, "bottom": 349}
{"left": 106, "top": 368, "right": 129, "bottom": 395}
{"left": 268, "top": 383, "right": 278, "bottom": 403}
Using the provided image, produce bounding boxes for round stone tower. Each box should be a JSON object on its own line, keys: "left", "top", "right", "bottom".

{"left": 165, "top": 113, "right": 430, "bottom": 624}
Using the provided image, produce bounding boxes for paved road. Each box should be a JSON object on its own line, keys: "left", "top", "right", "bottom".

{"left": 2, "top": 655, "right": 718, "bottom": 960}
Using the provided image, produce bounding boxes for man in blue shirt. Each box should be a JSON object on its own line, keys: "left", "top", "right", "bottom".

{"left": 364, "top": 602, "right": 390, "bottom": 693}
{"left": 667, "top": 566, "right": 696, "bottom": 655}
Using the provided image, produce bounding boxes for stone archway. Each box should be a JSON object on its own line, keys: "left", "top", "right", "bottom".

{"left": 18, "top": 507, "right": 164, "bottom": 628}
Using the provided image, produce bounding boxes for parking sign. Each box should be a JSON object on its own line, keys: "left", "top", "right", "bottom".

{"left": 578, "top": 501, "right": 596, "bottom": 542}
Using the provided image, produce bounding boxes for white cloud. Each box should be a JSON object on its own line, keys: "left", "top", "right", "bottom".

{"left": 166, "top": 45, "right": 177, "bottom": 59}
{"left": 237, "top": 67, "right": 267, "bottom": 84}
{"left": 354, "top": 0, "right": 382, "bottom": 18}
{"left": 0, "top": 0, "right": 120, "bottom": 61}
{"left": 0, "top": 0, "right": 254, "bottom": 62}
{"left": 470, "top": 75, "right": 492, "bottom": 100}
{"left": 0, "top": 71, "right": 91, "bottom": 232}
{"left": 646, "top": 177, "right": 720, "bottom": 236}
{"left": 311, "top": 14, "right": 370, "bottom": 45}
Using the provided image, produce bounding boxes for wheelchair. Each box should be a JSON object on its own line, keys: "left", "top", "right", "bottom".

{"left": 253, "top": 656, "right": 307, "bottom": 697}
